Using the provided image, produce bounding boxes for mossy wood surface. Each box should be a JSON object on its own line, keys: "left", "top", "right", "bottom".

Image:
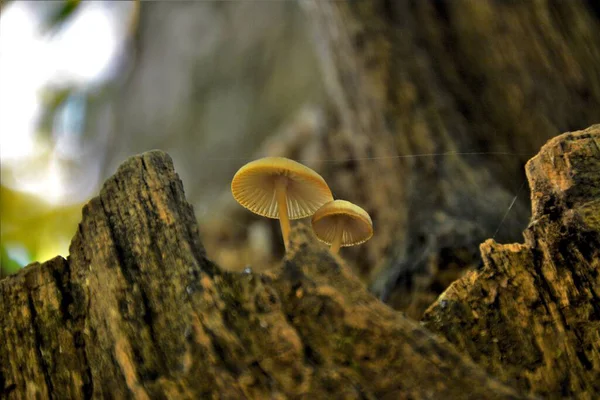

{"left": 1, "top": 151, "right": 522, "bottom": 399}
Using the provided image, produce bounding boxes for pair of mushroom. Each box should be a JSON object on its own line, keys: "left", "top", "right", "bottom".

{"left": 231, "top": 157, "right": 373, "bottom": 254}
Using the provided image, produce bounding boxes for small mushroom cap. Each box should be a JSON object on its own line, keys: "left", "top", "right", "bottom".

{"left": 311, "top": 200, "right": 373, "bottom": 247}
{"left": 231, "top": 157, "right": 333, "bottom": 220}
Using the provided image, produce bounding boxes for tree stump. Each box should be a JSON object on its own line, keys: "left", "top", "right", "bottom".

{"left": 1, "top": 124, "right": 599, "bottom": 399}
{"left": 1, "top": 151, "right": 520, "bottom": 399}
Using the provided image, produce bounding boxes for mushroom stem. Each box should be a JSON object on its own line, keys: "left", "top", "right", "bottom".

{"left": 330, "top": 220, "right": 343, "bottom": 254}
{"left": 275, "top": 177, "right": 291, "bottom": 249}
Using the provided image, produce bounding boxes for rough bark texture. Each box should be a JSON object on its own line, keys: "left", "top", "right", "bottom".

{"left": 1, "top": 151, "right": 522, "bottom": 399}
{"left": 423, "top": 125, "right": 600, "bottom": 399}
{"left": 200, "top": 0, "right": 600, "bottom": 320}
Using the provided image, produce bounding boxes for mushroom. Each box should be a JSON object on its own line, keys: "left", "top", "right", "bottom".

{"left": 311, "top": 200, "right": 373, "bottom": 254}
{"left": 231, "top": 157, "right": 333, "bottom": 249}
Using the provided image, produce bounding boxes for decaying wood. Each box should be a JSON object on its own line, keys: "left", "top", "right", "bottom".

{"left": 422, "top": 125, "right": 600, "bottom": 399}
{"left": 1, "top": 151, "right": 523, "bottom": 399}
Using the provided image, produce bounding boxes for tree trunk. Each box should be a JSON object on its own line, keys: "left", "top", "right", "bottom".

{"left": 295, "top": 0, "right": 600, "bottom": 318}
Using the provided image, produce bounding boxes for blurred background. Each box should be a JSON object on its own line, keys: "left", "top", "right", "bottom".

{"left": 0, "top": 0, "right": 324, "bottom": 275}
{"left": 1, "top": 0, "right": 599, "bottom": 318}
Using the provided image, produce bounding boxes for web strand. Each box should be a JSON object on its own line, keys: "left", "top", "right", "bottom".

{"left": 202, "top": 151, "right": 534, "bottom": 163}
{"left": 492, "top": 179, "right": 528, "bottom": 239}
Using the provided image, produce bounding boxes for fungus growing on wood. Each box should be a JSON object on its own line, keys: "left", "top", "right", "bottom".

{"left": 231, "top": 157, "right": 333, "bottom": 249}
{"left": 311, "top": 200, "right": 373, "bottom": 254}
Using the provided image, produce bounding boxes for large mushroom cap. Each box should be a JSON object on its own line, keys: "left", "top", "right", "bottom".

{"left": 231, "top": 157, "right": 333, "bottom": 220}
{"left": 311, "top": 200, "right": 373, "bottom": 247}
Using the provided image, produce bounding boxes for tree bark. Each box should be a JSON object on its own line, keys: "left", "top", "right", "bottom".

{"left": 423, "top": 125, "right": 600, "bottom": 399}
{"left": 1, "top": 151, "right": 523, "bottom": 399}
